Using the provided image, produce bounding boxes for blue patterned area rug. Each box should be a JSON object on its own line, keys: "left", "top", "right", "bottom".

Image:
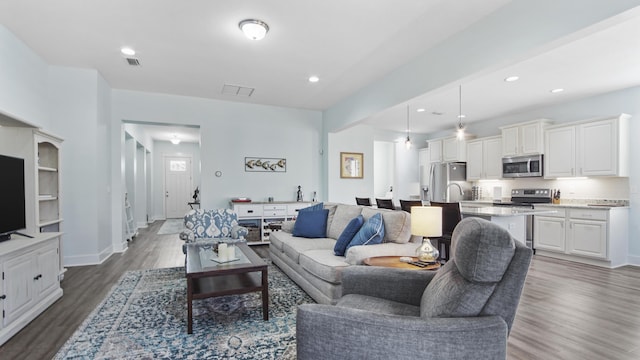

{"left": 54, "top": 264, "right": 314, "bottom": 359}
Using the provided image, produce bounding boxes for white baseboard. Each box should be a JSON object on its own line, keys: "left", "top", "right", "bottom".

{"left": 626, "top": 254, "right": 640, "bottom": 267}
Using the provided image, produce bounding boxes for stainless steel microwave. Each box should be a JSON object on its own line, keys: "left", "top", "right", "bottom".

{"left": 502, "top": 154, "right": 543, "bottom": 178}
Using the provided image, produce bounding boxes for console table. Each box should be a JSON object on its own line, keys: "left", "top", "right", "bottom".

{"left": 231, "top": 201, "right": 313, "bottom": 244}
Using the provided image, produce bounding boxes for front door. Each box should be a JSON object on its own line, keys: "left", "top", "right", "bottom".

{"left": 164, "top": 155, "right": 192, "bottom": 218}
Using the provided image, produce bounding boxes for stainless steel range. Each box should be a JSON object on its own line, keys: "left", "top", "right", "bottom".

{"left": 493, "top": 188, "right": 552, "bottom": 249}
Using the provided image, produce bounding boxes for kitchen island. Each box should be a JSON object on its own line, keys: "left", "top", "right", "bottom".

{"left": 460, "top": 206, "right": 556, "bottom": 245}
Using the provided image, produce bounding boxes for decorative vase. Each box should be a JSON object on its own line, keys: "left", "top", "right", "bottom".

{"left": 416, "top": 238, "right": 439, "bottom": 262}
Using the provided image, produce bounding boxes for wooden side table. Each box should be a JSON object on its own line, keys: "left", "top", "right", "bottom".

{"left": 363, "top": 256, "right": 440, "bottom": 270}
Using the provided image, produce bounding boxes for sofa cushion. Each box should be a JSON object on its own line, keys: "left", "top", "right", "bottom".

{"left": 283, "top": 237, "right": 336, "bottom": 263}
{"left": 299, "top": 250, "right": 350, "bottom": 284}
{"left": 338, "top": 294, "right": 421, "bottom": 317}
{"left": 324, "top": 203, "right": 338, "bottom": 236}
{"left": 334, "top": 215, "right": 364, "bottom": 256}
{"left": 327, "top": 205, "right": 364, "bottom": 240}
{"left": 420, "top": 264, "right": 496, "bottom": 318}
{"left": 420, "top": 218, "right": 515, "bottom": 318}
{"left": 346, "top": 213, "right": 384, "bottom": 252}
{"left": 361, "top": 207, "right": 412, "bottom": 244}
{"left": 454, "top": 217, "right": 515, "bottom": 283}
{"left": 292, "top": 209, "right": 329, "bottom": 238}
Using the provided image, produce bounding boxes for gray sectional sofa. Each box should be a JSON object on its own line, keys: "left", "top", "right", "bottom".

{"left": 269, "top": 203, "right": 421, "bottom": 304}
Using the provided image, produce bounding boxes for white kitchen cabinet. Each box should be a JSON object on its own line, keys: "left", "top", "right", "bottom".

{"left": 501, "top": 119, "right": 551, "bottom": 156}
{"left": 428, "top": 139, "right": 442, "bottom": 163}
{"left": 534, "top": 208, "right": 566, "bottom": 252}
{"left": 0, "top": 234, "right": 63, "bottom": 345}
{"left": 533, "top": 205, "right": 628, "bottom": 267}
{"left": 466, "top": 136, "right": 502, "bottom": 180}
{"left": 545, "top": 115, "right": 629, "bottom": 178}
{"left": 429, "top": 136, "right": 471, "bottom": 163}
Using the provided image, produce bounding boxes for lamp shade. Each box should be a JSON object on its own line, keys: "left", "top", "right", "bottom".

{"left": 411, "top": 206, "right": 442, "bottom": 238}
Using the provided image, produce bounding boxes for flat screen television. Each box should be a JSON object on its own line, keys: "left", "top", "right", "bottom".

{"left": 0, "top": 154, "right": 27, "bottom": 241}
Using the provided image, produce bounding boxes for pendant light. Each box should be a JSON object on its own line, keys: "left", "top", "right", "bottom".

{"left": 405, "top": 104, "right": 412, "bottom": 149}
{"left": 456, "top": 85, "right": 466, "bottom": 140}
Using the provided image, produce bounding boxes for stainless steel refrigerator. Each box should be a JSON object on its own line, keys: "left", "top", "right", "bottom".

{"left": 426, "top": 162, "right": 470, "bottom": 202}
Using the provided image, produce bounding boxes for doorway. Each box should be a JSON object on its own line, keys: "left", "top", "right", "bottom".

{"left": 164, "top": 155, "right": 193, "bottom": 218}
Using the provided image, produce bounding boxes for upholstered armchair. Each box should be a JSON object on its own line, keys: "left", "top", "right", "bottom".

{"left": 179, "top": 209, "right": 248, "bottom": 243}
{"left": 296, "top": 217, "right": 532, "bottom": 360}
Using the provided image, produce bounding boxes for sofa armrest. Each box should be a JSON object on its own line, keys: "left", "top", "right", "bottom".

{"left": 281, "top": 220, "right": 295, "bottom": 233}
{"left": 345, "top": 242, "right": 419, "bottom": 265}
{"left": 341, "top": 266, "right": 436, "bottom": 306}
{"left": 297, "top": 304, "right": 507, "bottom": 360}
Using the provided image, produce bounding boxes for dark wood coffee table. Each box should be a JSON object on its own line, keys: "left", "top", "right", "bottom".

{"left": 363, "top": 256, "right": 440, "bottom": 270}
{"left": 185, "top": 241, "right": 269, "bottom": 334}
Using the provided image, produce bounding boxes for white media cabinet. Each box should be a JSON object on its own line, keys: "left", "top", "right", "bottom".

{"left": 231, "top": 201, "right": 313, "bottom": 243}
{"left": 0, "top": 233, "right": 63, "bottom": 345}
{"left": 0, "top": 126, "right": 65, "bottom": 346}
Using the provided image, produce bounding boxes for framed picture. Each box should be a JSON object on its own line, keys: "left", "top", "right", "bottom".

{"left": 340, "top": 152, "right": 363, "bottom": 179}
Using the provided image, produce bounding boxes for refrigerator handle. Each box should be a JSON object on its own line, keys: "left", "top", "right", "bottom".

{"left": 429, "top": 163, "right": 435, "bottom": 202}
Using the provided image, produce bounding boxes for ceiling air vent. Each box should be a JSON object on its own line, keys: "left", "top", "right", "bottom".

{"left": 222, "top": 84, "right": 255, "bottom": 97}
{"left": 126, "top": 58, "right": 141, "bottom": 66}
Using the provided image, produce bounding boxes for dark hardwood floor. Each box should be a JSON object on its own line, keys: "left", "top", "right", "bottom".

{"left": 0, "top": 220, "right": 639, "bottom": 359}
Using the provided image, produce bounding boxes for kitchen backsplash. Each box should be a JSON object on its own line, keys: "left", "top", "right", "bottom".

{"left": 472, "top": 177, "right": 630, "bottom": 202}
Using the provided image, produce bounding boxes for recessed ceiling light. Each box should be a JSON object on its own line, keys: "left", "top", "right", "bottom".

{"left": 308, "top": 75, "right": 320, "bottom": 83}
{"left": 550, "top": 88, "right": 564, "bottom": 93}
{"left": 504, "top": 76, "right": 519, "bottom": 82}
{"left": 457, "top": 114, "right": 466, "bottom": 119}
{"left": 416, "top": 108, "right": 426, "bottom": 112}
{"left": 121, "top": 47, "right": 135, "bottom": 56}
{"left": 239, "top": 19, "right": 269, "bottom": 40}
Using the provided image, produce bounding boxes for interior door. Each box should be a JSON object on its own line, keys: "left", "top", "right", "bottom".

{"left": 164, "top": 156, "right": 192, "bottom": 219}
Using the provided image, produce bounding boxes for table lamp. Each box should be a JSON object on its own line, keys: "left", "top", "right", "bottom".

{"left": 411, "top": 206, "right": 442, "bottom": 262}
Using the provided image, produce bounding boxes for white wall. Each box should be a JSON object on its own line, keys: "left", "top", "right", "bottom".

{"left": 373, "top": 141, "right": 394, "bottom": 200}
{"left": 110, "top": 90, "right": 323, "bottom": 250}
{"left": 0, "top": 26, "right": 49, "bottom": 128}
{"left": 327, "top": 125, "right": 375, "bottom": 204}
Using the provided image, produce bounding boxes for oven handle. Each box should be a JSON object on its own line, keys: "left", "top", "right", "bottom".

{"left": 527, "top": 159, "right": 531, "bottom": 173}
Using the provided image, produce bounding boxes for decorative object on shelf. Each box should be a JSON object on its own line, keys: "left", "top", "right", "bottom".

{"left": 245, "top": 157, "right": 286, "bottom": 172}
{"left": 296, "top": 185, "right": 303, "bottom": 202}
{"left": 192, "top": 187, "right": 199, "bottom": 203}
{"left": 231, "top": 197, "right": 252, "bottom": 203}
{"left": 411, "top": 206, "right": 442, "bottom": 262}
{"left": 340, "top": 152, "right": 363, "bottom": 179}
{"left": 312, "top": 191, "right": 317, "bottom": 202}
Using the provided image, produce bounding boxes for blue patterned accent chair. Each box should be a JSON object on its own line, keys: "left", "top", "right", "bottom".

{"left": 179, "top": 209, "right": 248, "bottom": 244}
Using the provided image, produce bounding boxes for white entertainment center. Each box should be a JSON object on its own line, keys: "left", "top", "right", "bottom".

{"left": 0, "top": 125, "right": 64, "bottom": 346}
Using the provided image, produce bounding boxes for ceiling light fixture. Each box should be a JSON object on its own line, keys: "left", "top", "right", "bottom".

{"left": 239, "top": 19, "right": 269, "bottom": 40}
{"left": 416, "top": 108, "right": 426, "bottom": 112}
{"left": 120, "top": 47, "right": 136, "bottom": 56}
{"left": 308, "top": 75, "right": 320, "bottom": 83}
{"left": 504, "top": 75, "right": 519, "bottom": 82}
{"left": 550, "top": 88, "right": 565, "bottom": 93}
{"left": 456, "top": 85, "right": 466, "bottom": 140}
{"left": 170, "top": 135, "right": 180, "bottom": 145}
{"left": 405, "top": 105, "right": 412, "bottom": 150}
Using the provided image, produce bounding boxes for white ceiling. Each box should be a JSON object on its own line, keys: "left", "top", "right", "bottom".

{"left": 1, "top": 0, "right": 639, "bottom": 139}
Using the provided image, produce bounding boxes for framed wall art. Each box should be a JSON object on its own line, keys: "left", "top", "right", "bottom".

{"left": 340, "top": 152, "right": 363, "bottom": 179}
{"left": 245, "top": 157, "right": 286, "bottom": 172}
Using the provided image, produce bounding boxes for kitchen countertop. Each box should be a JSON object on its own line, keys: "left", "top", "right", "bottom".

{"left": 460, "top": 206, "right": 557, "bottom": 217}
{"left": 460, "top": 200, "right": 629, "bottom": 210}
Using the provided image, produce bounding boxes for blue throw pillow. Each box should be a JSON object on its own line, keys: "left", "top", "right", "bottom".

{"left": 299, "top": 202, "right": 323, "bottom": 213}
{"left": 292, "top": 209, "right": 329, "bottom": 238}
{"left": 346, "top": 213, "right": 385, "bottom": 252}
{"left": 334, "top": 215, "right": 364, "bottom": 256}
